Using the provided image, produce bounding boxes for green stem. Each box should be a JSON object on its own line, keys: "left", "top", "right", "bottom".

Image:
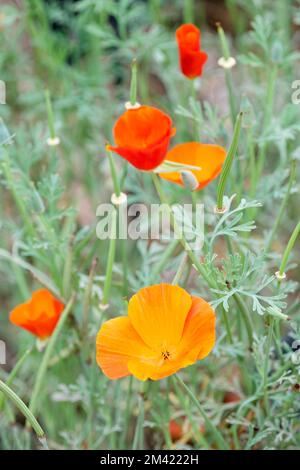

{"left": 233, "top": 293, "right": 253, "bottom": 346}
{"left": 174, "top": 374, "right": 229, "bottom": 450}
{"left": 152, "top": 174, "right": 215, "bottom": 289}
{"left": 216, "top": 112, "right": 243, "bottom": 211}
{"left": 107, "top": 150, "right": 121, "bottom": 197}
{"left": 130, "top": 59, "right": 138, "bottom": 106}
{"left": 151, "top": 239, "right": 179, "bottom": 281}
{"left": 0, "top": 380, "right": 45, "bottom": 439}
{"left": 28, "top": 294, "right": 76, "bottom": 419}
{"left": 279, "top": 219, "right": 300, "bottom": 276}
{"left": 2, "top": 154, "right": 36, "bottom": 238}
{"left": 45, "top": 89, "right": 56, "bottom": 139}
{"left": 263, "top": 317, "right": 275, "bottom": 414}
{"left": 62, "top": 236, "right": 73, "bottom": 299}
{"left": 0, "top": 347, "right": 33, "bottom": 411}
{"left": 132, "top": 389, "right": 145, "bottom": 450}
{"left": 217, "top": 24, "right": 236, "bottom": 125}
{"left": 265, "top": 160, "right": 296, "bottom": 253}
{"left": 183, "top": 0, "right": 194, "bottom": 23}
{"left": 102, "top": 209, "right": 117, "bottom": 305}
{"left": 82, "top": 258, "right": 97, "bottom": 338}
{"left": 172, "top": 253, "right": 188, "bottom": 285}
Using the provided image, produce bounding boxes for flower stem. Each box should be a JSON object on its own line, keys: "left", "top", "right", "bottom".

{"left": 152, "top": 173, "right": 216, "bottom": 289}
{"left": 28, "top": 294, "right": 76, "bottom": 420}
{"left": 263, "top": 317, "right": 275, "bottom": 414}
{"left": 265, "top": 159, "right": 296, "bottom": 253}
{"left": 174, "top": 374, "right": 229, "bottom": 450}
{"left": 0, "top": 347, "right": 33, "bottom": 412}
{"left": 45, "top": 89, "right": 56, "bottom": 139}
{"left": 0, "top": 379, "right": 45, "bottom": 439}
{"left": 101, "top": 209, "right": 117, "bottom": 305}
{"left": 107, "top": 150, "right": 121, "bottom": 197}
{"left": 217, "top": 23, "right": 236, "bottom": 125}
{"left": 172, "top": 252, "right": 188, "bottom": 285}
{"left": 278, "top": 219, "right": 300, "bottom": 276}
{"left": 233, "top": 293, "right": 253, "bottom": 346}
{"left": 130, "top": 59, "right": 138, "bottom": 106}
{"left": 216, "top": 112, "right": 243, "bottom": 211}
{"left": 132, "top": 385, "right": 145, "bottom": 450}
{"left": 82, "top": 257, "right": 98, "bottom": 338}
{"left": 183, "top": 0, "right": 194, "bottom": 23}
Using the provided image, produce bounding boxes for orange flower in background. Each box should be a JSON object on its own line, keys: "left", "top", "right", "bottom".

{"left": 96, "top": 283, "right": 216, "bottom": 381}
{"left": 107, "top": 105, "right": 176, "bottom": 171}
{"left": 159, "top": 142, "right": 226, "bottom": 190}
{"left": 176, "top": 24, "right": 208, "bottom": 79}
{"left": 10, "top": 289, "right": 64, "bottom": 339}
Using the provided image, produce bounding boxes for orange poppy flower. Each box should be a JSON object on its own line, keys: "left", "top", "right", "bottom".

{"left": 176, "top": 24, "right": 208, "bottom": 79}
{"left": 96, "top": 283, "right": 216, "bottom": 381}
{"left": 159, "top": 142, "right": 226, "bottom": 190}
{"left": 107, "top": 105, "right": 176, "bottom": 171}
{"left": 10, "top": 289, "right": 64, "bottom": 339}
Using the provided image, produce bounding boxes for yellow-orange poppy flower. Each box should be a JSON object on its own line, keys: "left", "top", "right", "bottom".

{"left": 96, "top": 284, "right": 216, "bottom": 381}
{"left": 159, "top": 142, "right": 226, "bottom": 190}
{"left": 10, "top": 289, "right": 64, "bottom": 339}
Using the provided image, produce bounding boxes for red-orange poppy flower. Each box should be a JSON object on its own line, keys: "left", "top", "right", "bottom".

{"left": 176, "top": 24, "right": 208, "bottom": 79}
{"left": 10, "top": 289, "right": 64, "bottom": 339}
{"left": 159, "top": 142, "right": 226, "bottom": 190}
{"left": 96, "top": 284, "right": 216, "bottom": 381}
{"left": 107, "top": 105, "right": 176, "bottom": 171}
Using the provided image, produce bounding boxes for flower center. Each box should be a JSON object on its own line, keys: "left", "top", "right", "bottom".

{"left": 161, "top": 349, "right": 171, "bottom": 361}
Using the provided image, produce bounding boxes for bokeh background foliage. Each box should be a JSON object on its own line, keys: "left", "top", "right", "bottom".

{"left": 0, "top": 0, "right": 300, "bottom": 450}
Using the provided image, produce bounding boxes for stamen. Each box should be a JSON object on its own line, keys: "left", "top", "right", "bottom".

{"left": 161, "top": 350, "right": 171, "bottom": 360}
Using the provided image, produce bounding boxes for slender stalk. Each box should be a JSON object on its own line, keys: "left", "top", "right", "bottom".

{"left": 130, "top": 59, "right": 138, "bottom": 106}
{"left": 278, "top": 219, "right": 300, "bottom": 276}
{"left": 217, "top": 24, "right": 236, "bottom": 125}
{"left": 183, "top": 0, "right": 194, "bottom": 23}
{"left": 62, "top": 236, "right": 73, "bottom": 299}
{"left": 0, "top": 347, "right": 33, "bottom": 411}
{"left": 216, "top": 112, "right": 243, "bottom": 211}
{"left": 107, "top": 150, "right": 121, "bottom": 197}
{"left": 0, "top": 380, "right": 45, "bottom": 439}
{"left": 28, "top": 294, "right": 76, "bottom": 419}
{"left": 45, "top": 89, "right": 56, "bottom": 139}
{"left": 265, "top": 160, "right": 296, "bottom": 253}
{"left": 152, "top": 173, "right": 215, "bottom": 289}
{"left": 233, "top": 293, "right": 253, "bottom": 346}
{"left": 2, "top": 154, "right": 36, "bottom": 238}
{"left": 132, "top": 390, "right": 145, "bottom": 450}
{"left": 82, "top": 257, "right": 98, "bottom": 338}
{"left": 151, "top": 239, "right": 179, "bottom": 281}
{"left": 119, "top": 375, "right": 133, "bottom": 449}
{"left": 172, "top": 253, "right": 188, "bottom": 285}
{"left": 101, "top": 209, "right": 117, "bottom": 305}
{"left": 263, "top": 317, "right": 275, "bottom": 414}
{"left": 174, "top": 374, "right": 229, "bottom": 450}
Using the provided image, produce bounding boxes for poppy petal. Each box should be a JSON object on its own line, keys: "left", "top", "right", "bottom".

{"left": 177, "top": 296, "right": 216, "bottom": 362}
{"left": 128, "top": 284, "right": 192, "bottom": 350}
{"left": 96, "top": 316, "right": 155, "bottom": 379}
{"left": 159, "top": 142, "right": 226, "bottom": 190}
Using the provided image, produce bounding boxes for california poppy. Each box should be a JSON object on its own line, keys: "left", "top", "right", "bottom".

{"left": 159, "top": 142, "right": 226, "bottom": 190}
{"left": 10, "top": 289, "right": 64, "bottom": 339}
{"left": 176, "top": 24, "right": 208, "bottom": 79}
{"left": 96, "top": 283, "right": 216, "bottom": 381}
{"left": 107, "top": 105, "right": 176, "bottom": 171}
